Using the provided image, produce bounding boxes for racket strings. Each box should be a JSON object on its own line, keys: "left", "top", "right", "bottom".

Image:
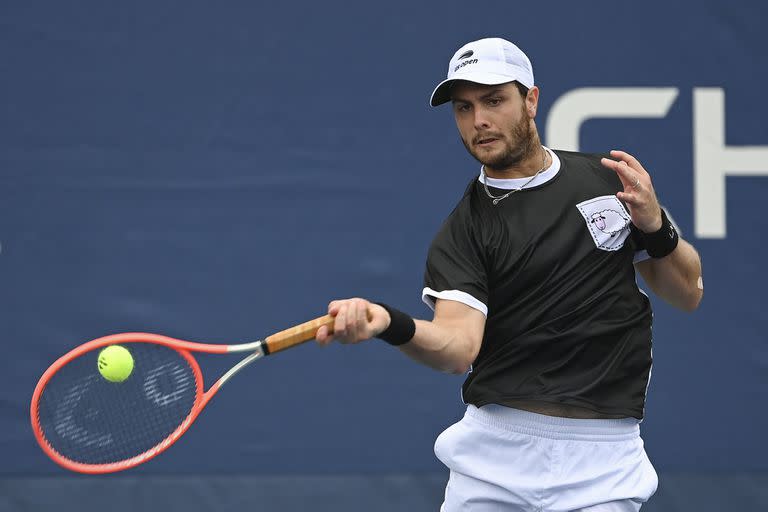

{"left": 35, "top": 343, "right": 200, "bottom": 465}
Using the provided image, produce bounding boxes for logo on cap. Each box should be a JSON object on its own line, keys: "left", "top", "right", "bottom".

{"left": 458, "top": 50, "right": 474, "bottom": 59}
{"left": 454, "top": 58, "right": 478, "bottom": 72}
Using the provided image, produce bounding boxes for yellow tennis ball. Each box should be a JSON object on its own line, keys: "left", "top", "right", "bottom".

{"left": 97, "top": 345, "right": 134, "bottom": 383}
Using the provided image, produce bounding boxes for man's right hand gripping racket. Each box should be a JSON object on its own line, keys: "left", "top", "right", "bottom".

{"left": 30, "top": 315, "right": 334, "bottom": 474}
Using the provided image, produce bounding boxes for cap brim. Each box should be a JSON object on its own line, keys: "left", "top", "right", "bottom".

{"left": 429, "top": 72, "right": 520, "bottom": 107}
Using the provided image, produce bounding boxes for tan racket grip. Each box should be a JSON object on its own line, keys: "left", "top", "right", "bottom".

{"left": 263, "top": 314, "right": 335, "bottom": 354}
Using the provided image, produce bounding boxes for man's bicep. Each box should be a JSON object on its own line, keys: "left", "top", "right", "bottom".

{"left": 432, "top": 298, "right": 486, "bottom": 355}
{"left": 634, "top": 258, "right": 654, "bottom": 281}
{"left": 634, "top": 239, "right": 703, "bottom": 311}
{"left": 634, "top": 258, "right": 662, "bottom": 298}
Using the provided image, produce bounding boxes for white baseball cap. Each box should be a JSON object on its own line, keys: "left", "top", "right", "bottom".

{"left": 429, "top": 37, "right": 535, "bottom": 107}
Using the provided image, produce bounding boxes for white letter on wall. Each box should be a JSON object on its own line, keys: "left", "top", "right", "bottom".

{"left": 693, "top": 88, "right": 768, "bottom": 238}
{"left": 545, "top": 88, "right": 679, "bottom": 151}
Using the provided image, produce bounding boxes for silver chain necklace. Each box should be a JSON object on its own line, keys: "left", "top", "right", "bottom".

{"left": 482, "top": 146, "right": 548, "bottom": 205}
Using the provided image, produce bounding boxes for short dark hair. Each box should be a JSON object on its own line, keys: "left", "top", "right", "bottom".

{"left": 513, "top": 81, "right": 529, "bottom": 98}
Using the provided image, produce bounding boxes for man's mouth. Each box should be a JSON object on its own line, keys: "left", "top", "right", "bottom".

{"left": 475, "top": 136, "right": 499, "bottom": 146}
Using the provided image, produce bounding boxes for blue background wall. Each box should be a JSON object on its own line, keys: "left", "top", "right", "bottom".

{"left": 2, "top": 1, "right": 767, "bottom": 510}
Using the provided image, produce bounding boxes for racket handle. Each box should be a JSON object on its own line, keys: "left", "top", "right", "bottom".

{"left": 263, "top": 314, "right": 335, "bottom": 354}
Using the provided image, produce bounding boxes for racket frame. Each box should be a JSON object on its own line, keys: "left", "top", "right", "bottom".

{"left": 31, "top": 315, "right": 333, "bottom": 474}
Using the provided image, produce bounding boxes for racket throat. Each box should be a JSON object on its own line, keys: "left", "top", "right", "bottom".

{"left": 216, "top": 343, "right": 267, "bottom": 389}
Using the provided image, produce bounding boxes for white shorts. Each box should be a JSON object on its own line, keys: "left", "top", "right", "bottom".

{"left": 434, "top": 405, "right": 658, "bottom": 512}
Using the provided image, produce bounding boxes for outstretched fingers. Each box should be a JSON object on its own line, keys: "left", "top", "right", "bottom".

{"left": 601, "top": 157, "right": 639, "bottom": 192}
{"left": 603, "top": 150, "right": 663, "bottom": 233}
{"left": 610, "top": 150, "right": 646, "bottom": 175}
{"left": 617, "top": 189, "right": 641, "bottom": 206}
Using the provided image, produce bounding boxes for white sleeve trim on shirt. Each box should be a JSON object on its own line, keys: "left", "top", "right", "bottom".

{"left": 421, "top": 287, "right": 488, "bottom": 317}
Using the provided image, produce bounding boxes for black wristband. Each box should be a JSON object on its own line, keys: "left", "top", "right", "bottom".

{"left": 374, "top": 303, "right": 416, "bottom": 346}
{"left": 642, "top": 208, "right": 679, "bottom": 258}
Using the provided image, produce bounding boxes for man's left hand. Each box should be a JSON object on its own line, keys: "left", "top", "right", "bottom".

{"left": 601, "top": 150, "right": 662, "bottom": 233}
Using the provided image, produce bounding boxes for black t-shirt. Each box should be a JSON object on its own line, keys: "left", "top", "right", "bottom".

{"left": 422, "top": 149, "right": 652, "bottom": 419}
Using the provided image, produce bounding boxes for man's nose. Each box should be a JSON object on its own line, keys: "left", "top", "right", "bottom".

{"left": 473, "top": 108, "right": 491, "bottom": 130}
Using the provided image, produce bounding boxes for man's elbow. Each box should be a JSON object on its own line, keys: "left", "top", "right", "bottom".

{"left": 448, "top": 337, "right": 481, "bottom": 374}
{"left": 448, "top": 361, "right": 473, "bottom": 375}
{"left": 679, "top": 288, "right": 703, "bottom": 312}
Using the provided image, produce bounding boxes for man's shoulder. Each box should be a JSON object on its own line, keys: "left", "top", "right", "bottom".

{"left": 553, "top": 149, "right": 621, "bottom": 188}
{"left": 443, "top": 177, "right": 480, "bottom": 219}
{"left": 552, "top": 149, "right": 610, "bottom": 167}
{"left": 430, "top": 178, "right": 483, "bottom": 240}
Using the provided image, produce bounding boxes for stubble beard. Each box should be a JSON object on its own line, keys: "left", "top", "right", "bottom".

{"left": 463, "top": 109, "right": 540, "bottom": 172}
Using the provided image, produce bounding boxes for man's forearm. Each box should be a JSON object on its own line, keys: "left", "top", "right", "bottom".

{"left": 315, "top": 298, "right": 485, "bottom": 373}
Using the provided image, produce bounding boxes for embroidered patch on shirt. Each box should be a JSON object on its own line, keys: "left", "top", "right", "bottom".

{"left": 576, "top": 195, "right": 632, "bottom": 251}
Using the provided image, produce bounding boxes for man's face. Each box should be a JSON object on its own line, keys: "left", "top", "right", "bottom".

{"left": 450, "top": 81, "right": 539, "bottom": 171}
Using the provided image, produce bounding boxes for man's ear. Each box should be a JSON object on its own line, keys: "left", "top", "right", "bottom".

{"left": 526, "top": 86, "right": 540, "bottom": 117}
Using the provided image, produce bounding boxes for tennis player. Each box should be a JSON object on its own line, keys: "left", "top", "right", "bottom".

{"left": 316, "top": 37, "right": 703, "bottom": 511}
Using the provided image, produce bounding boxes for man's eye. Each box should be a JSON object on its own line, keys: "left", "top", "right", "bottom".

{"left": 488, "top": 98, "right": 502, "bottom": 106}
{"left": 456, "top": 104, "right": 470, "bottom": 112}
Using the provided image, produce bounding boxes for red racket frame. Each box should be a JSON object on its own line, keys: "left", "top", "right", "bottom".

{"left": 31, "top": 315, "right": 334, "bottom": 474}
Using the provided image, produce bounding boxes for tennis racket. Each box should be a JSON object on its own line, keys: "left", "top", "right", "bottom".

{"left": 30, "top": 314, "right": 334, "bottom": 474}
